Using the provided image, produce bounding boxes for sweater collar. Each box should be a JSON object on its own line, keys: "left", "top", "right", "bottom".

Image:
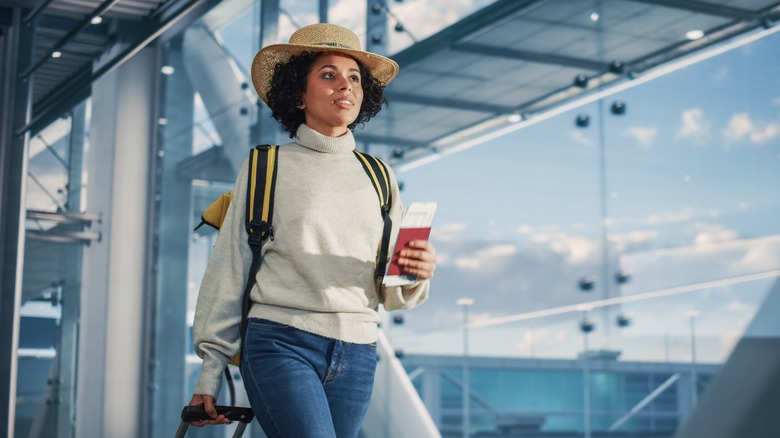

{"left": 294, "top": 124, "right": 356, "bottom": 154}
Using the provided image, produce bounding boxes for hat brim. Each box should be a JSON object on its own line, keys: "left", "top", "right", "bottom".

{"left": 251, "top": 44, "right": 399, "bottom": 104}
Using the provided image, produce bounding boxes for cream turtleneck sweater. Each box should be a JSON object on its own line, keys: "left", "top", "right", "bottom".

{"left": 193, "top": 124, "right": 429, "bottom": 397}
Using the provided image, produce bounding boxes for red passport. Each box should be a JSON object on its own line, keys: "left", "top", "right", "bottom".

{"left": 387, "top": 227, "right": 432, "bottom": 276}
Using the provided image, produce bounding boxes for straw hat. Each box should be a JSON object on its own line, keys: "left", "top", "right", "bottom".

{"left": 251, "top": 23, "right": 399, "bottom": 104}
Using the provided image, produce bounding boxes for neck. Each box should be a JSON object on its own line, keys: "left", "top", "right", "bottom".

{"left": 309, "top": 124, "right": 349, "bottom": 137}
{"left": 295, "top": 124, "right": 356, "bottom": 154}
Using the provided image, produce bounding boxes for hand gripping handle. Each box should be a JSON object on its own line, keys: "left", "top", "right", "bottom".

{"left": 180, "top": 405, "right": 254, "bottom": 423}
{"left": 174, "top": 405, "right": 254, "bottom": 438}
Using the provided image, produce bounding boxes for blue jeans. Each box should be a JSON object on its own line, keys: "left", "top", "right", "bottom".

{"left": 240, "top": 318, "right": 378, "bottom": 438}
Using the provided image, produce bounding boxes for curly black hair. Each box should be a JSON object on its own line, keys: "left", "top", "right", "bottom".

{"left": 265, "top": 51, "right": 387, "bottom": 137}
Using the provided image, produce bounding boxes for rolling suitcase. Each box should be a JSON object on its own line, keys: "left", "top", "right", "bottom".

{"left": 174, "top": 405, "right": 254, "bottom": 438}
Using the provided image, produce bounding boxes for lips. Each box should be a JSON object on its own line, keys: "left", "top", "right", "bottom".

{"left": 334, "top": 97, "right": 354, "bottom": 108}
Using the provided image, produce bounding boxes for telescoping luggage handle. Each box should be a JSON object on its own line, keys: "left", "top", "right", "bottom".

{"left": 174, "top": 405, "right": 254, "bottom": 438}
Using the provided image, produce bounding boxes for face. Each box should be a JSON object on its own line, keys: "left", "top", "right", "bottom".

{"left": 300, "top": 53, "right": 364, "bottom": 137}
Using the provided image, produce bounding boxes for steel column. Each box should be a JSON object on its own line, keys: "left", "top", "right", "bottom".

{"left": 150, "top": 35, "right": 194, "bottom": 438}
{"left": 57, "top": 101, "right": 88, "bottom": 438}
{"left": 366, "top": 0, "right": 388, "bottom": 56}
{"left": 76, "top": 46, "right": 158, "bottom": 438}
{"left": 319, "top": 0, "right": 328, "bottom": 23}
{"left": 0, "top": 8, "right": 35, "bottom": 438}
{"left": 251, "top": 0, "right": 280, "bottom": 146}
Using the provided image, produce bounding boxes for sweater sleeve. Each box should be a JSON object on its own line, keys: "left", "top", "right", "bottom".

{"left": 380, "top": 165, "right": 431, "bottom": 311}
{"left": 192, "top": 158, "right": 252, "bottom": 398}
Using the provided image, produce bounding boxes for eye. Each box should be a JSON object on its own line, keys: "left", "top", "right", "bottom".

{"left": 322, "top": 72, "right": 335, "bottom": 79}
{"left": 350, "top": 75, "right": 361, "bottom": 83}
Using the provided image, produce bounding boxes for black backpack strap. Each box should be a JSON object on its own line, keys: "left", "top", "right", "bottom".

{"left": 353, "top": 150, "right": 392, "bottom": 279}
{"left": 240, "top": 145, "right": 278, "bottom": 337}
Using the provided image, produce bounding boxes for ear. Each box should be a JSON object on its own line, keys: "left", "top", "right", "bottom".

{"left": 297, "top": 97, "right": 305, "bottom": 110}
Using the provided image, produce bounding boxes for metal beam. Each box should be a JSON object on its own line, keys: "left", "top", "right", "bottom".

{"left": 25, "top": 229, "right": 101, "bottom": 244}
{"left": 20, "top": 0, "right": 122, "bottom": 79}
{"left": 392, "top": 0, "right": 544, "bottom": 67}
{"left": 385, "top": 91, "right": 512, "bottom": 114}
{"left": 453, "top": 42, "right": 606, "bottom": 71}
{"left": 625, "top": 0, "right": 761, "bottom": 21}
{"left": 23, "top": 0, "right": 57, "bottom": 24}
{"left": 16, "top": 0, "right": 219, "bottom": 136}
{"left": 27, "top": 209, "right": 100, "bottom": 225}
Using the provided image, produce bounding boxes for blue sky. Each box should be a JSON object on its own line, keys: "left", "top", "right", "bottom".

{"left": 387, "top": 29, "right": 780, "bottom": 363}
{"left": 195, "top": 1, "right": 780, "bottom": 364}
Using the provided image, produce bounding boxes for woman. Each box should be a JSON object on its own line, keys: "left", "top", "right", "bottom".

{"left": 189, "top": 23, "right": 436, "bottom": 437}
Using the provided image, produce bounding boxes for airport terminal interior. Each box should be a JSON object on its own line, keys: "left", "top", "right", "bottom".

{"left": 1, "top": 0, "right": 780, "bottom": 437}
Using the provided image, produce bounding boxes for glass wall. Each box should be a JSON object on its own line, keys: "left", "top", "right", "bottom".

{"left": 391, "top": 28, "right": 780, "bottom": 437}
{"left": 16, "top": 101, "right": 90, "bottom": 437}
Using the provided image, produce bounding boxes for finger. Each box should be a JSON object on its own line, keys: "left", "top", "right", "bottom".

{"left": 399, "top": 261, "right": 436, "bottom": 279}
{"left": 407, "top": 240, "right": 434, "bottom": 252}
{"left": 192, "top": 418, "right": 227, "bottom": 427}
{"left": 203, "top": 396, "right": 217, "bottom": 419}
{"left": 400, "top": 248, "right": 435, "bottom": 262}
{"left": 403, "top": 267, "right": 434, "bottom": 279}
{"left": 398, "top": 252, "right": 437, "bottom": 270}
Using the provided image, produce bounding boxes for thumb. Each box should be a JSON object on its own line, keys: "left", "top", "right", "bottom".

{"left": 203, "top": 395, "right": 218, "bottom": 419}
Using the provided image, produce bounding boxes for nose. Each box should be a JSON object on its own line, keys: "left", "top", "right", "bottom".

{"left": 337, "top": 74, "right": 352, "bottom": 91}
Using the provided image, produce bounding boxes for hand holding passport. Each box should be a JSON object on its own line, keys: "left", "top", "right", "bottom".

{"left": 383, "top": 202, "right": 437, "bottom": 286}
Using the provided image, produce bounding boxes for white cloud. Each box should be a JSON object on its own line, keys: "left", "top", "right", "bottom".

{"left": 519, "top": 223, "right": 559, "bottom": 238}
{"left": 516, "top": 224, "right": 534, "bottom": 235}
{"left": 676, "top": 108, "right": 710, "bottom": 145}
{"left": 430, "top": 223, "right": 467, "bottom": 242}
{"left": 642, "top": 208, "right": 694, "bottom": 225}
{"left": 326, "top": 1, "right": 367, "bottom": 36}
{"left": 609, "top": 230, "right": 659, "bottom": 252}
{"left": 535, "top": 232, "right": 599, "bottom": 264}
{"left": 723, "top": 113, "right": 780, "bottom": 146}
{"left": 723, "top": 113, "right": 752, "bottom": 143}
{"left": 569, "top": 130, "right": 594, "bottom": 146}
{"left": 725, "top": 299, "right": 750, "bottom": 312}
{"left": 434, "top": 252, "right": 451, "bottom": 266}
{"left": 693, "top": 223, "right": 740, "bottom": 246}
{"left": 624, "top": 126, "right": 657, "bottom": 148}
{"left": 751, "top": 123, "right": 780, "bottom": 143}
{"left": 711, "top": 66, "right": 729, "bottom": 84}
{"left": 455, "top": 243, "right": 517, "bottom": 271}
{"left": 550, "top": 235, "right": 598, "bottom": 264}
